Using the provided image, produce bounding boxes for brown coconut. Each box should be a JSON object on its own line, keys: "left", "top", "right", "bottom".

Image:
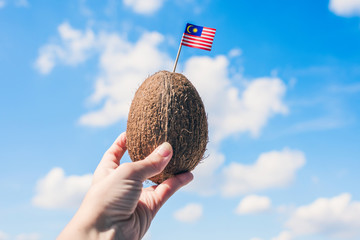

{"left": 126, "top": 70, "right": 208, "bottom": 184}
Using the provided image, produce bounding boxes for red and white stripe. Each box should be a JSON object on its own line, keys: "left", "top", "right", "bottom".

{"left": 181, "top": 27, "right": 216, "bottom": 51}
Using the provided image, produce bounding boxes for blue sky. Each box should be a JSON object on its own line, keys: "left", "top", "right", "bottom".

{"left": 1, "top": 0, "right": 360, "bottom": 239}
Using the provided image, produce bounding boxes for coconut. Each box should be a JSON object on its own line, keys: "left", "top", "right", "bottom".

{"left": 126, "top": 70, "right": 208, "bottom": 184}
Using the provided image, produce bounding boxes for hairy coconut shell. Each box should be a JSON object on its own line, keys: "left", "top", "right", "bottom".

{"left": 126, "top": 70, "right": 208, "bottom": 184}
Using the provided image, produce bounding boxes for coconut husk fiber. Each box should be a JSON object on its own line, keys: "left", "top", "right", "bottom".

{"left": 126, "top": 70, "right": 208, "bottom": 184}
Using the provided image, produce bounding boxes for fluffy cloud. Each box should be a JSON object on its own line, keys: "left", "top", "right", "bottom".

{"left": 0, "top": 231, "right": 8, "bottom": 240}
{"left": 329, "top": 0, "right": 360, "bottom": 17}
{"left": 123, "top": 0, "right": 166, "bottom": 14}
{"left": 155, "top": 55, "right": 287, "bottom": 195}
{"left": 35, "top": 22, "right": 96, "bottom": 74}
{"left": 32, "top": 167, "right": 92, "bottom": 209}
{"left": 286, "top": 193, "right": 360, "bottom": 238}
{"left": 180, "top": 54, "right": 287, "bottom": 196}
{"left": 173, "top": 203, "right": 203, "bottom": 223}
{"left": 271, "top": 231, "right": 293, "bottom": 240}
{"left": 236, "top": 195, "right": 271, "bottom": 215}
{"left": 183, "top": 149, "right": 225, "bottom": 196}
{"left": 221, "top": 148, "right": 305, "bottom": 197}
{"left": 228, "top": 48, "right": 242, "bottom": 58}
{"left": 34, "top": 22, "right": 172, "bottom": 126}
{"left": 184, "top": 56, "right": 288, "bottom": 144}
{"left": 79, "top": 31, "right": 172, "bottom": 126}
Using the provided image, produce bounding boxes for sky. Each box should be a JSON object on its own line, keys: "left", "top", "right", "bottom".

{"left": 1, "top": 0, "right": 360, "bottom": 239}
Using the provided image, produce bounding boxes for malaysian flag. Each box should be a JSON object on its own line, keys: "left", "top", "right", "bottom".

{"left": 181, "top": 23, "right": 216, "bottom": 51}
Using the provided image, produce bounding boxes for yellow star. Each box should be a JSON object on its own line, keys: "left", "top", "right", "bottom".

{"left": 193, "top": 28, "right": 198, "bottom": 33}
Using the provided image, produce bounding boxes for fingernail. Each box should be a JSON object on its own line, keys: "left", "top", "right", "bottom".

{"left": 156, "top": 142, "right": 172, "bottom": 157}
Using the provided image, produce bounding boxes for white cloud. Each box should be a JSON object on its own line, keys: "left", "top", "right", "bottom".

{"left": 181, "top": 54, "right": 288, "bottom": 196}
{"left": 32, "top": 167, "right": 92, "bottom": 209}
{"left": 329, "top": 0, "right": 360, "bottom": 17}
{"left": 184, "top": 56, "right": 288, "bottom": 144}
{"left": 35, "top": 44, "right": 62, "bottom": 74}
{"left": 173, "top": 203, "right": 203, "bottom": 223}
{"left": 271, "top": 231, "right": 293, "bottom": 240}
{"left": 0, "top": 0, "right": 5, "bottom": 8}
{"left": 183, "top": 149, "right": 225, "bottom": 196}
{"left": 15, "top": 233, "right": 40, "bottom": 240}
{"left": 180, "top": 56, "right": 288, "bottom": 196}
{"left": 123, "top": 0, "right": 166, "bottom": 14}
{"left": 249, "top": 238, "right": 263, "bottom": 240}
{"left": 236, "top": 195, "right": 271, "bottom": 215}
{"left": 35, "top": 23, "right": 172, "bottom": 126}
{"left": 0, "top": 231, "right": 8, "bottom": 240}
{"left": 228, "top": 48, "right": 242, "bottom": 58}
{"left": 35, "top": 22, "right": 96, "bottom": 74}
{"left": 286, "top": 193, "right": 360, "bottom": 238}
{"left": 79, "top": 31, "right": 172, "bottom": 126}
{"left": 221, "top": 148, "right": 305, "bottom": 197}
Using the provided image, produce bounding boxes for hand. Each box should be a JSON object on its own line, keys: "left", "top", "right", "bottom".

{"left": 58, "top": 132, "right": 193, "bottom": 240}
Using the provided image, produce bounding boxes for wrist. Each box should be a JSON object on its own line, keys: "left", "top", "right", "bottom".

{"left": 57, "top": 210, "right": 97, "bottom": 240}
{"left": 58, "top": 188, "right": 118, "bottom": 240}
{"left": 58, "top": 192, "right": 101, "bottom": 239}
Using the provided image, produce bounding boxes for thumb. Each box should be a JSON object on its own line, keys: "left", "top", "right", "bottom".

{"left": 124, "top": 142, "right": 173, "bottom": 182}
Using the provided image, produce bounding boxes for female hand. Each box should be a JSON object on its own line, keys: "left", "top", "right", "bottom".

{"left": 58, "top": 132, "right": 193, "bottom": 240}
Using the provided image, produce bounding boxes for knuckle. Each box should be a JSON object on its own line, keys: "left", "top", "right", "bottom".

{"left": 119, "top": 162, "right": 137, "bottom": 176}
{"left": 145, "top": 156, "right": 162, "bottom": 173}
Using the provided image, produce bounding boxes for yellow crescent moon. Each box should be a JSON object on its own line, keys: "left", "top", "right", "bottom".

{"left": 187, "top": 25, "right": 193, "bottom": 34}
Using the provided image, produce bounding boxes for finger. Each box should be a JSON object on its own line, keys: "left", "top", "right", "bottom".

{"left": 99, "top": 132, "right": 127, "bottom": 170}
{"left": 120, "top": 142, "right": 172, "bottom": 181}
{"left": 155, "top": 172, "right": 193, "bottom": 200}
{"left": 150, "top": 172, "right": 193, "bottom": 214}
